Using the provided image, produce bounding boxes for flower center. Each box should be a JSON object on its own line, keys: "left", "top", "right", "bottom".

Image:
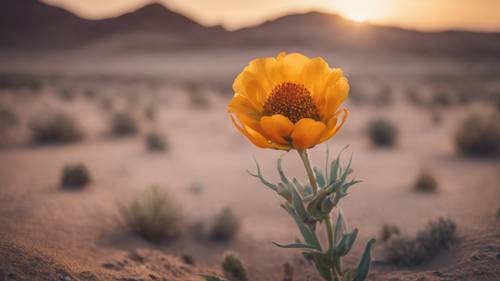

{"left": 263, "top": 82, "right": 319, "bottom": 123}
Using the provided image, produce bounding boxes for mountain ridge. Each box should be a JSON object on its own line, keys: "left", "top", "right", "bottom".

{"left": 1, "top": 0, "right": 499, "bottom": 57}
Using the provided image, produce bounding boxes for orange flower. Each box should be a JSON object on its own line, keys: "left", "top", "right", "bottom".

{"left": 228, "top": 52, "right": 349, "bottom": 150}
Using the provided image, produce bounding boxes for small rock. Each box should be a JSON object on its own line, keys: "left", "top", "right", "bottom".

{"left": 431, "top": 271, "right": 444, "bottom": 277}
{"left": 129, "top": 250, "right": 145, "bottom": 263}
{"left": 181, "top": 255, "right": 195, "bottom": 266}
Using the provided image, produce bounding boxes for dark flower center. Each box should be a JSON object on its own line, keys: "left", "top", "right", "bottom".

{"left": 263, "top": 82, "right": 319, "bottom": 123}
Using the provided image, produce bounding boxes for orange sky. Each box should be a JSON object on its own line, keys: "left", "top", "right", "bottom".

{"left": 43, "top": 0, "right": 500, "bottom": 32}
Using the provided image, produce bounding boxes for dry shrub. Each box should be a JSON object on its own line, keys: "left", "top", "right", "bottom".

{"left": 210, "top": 207, "right": 240, "bottom": 242}
{"left": 111, "top": 111, "right": 139, "bottom": 136}
{"left": 414, "top": 170, "right": 438, "bottom": 193}
{"left": 380, "top": 223, "right": 401, "bottom": 242}
{"left": 144, "top": 104, "right": 156, "bottom": 121}
{"left": 373, "top": 85, "right": 393, "bottom": 106}
{"left": 58, "top": 88, "right": 76, "bottom": 101}
{"left": 383, "top": 217, "right": 457, "bottom": 266}
{"left": 0, "top": 104, "right": 19, "bottom": 130}
{"left": 145, "top": 130, "right": 168, "bottom": 152}
{"left": 430, "top": 90, "right": 453, "bottom": 107}
{"left": 29, "top": 111, "right": 83, "bottom": 144}
{"left": 61, "top": 163, "right": 91, "bottom": 189}
{"left": 222, "top": 251, "right": 247, "bottom": 281}
{"left": 367, "top": 118, "right": 398, "bottom": 147}
{"left": 455, "top": 113, "right": 500, "bottom": 156}
{"left": 120, "top": 187, "right": 183, "bottom": 242}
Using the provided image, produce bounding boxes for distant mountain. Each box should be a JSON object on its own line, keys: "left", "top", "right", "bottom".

{"left": 0, "top": 0, "right": 224, "bottom": 49}
{"left": 1, "top": 0, "right": 499, "bottom": 57}
{"left": 230, "top": 11, "right": 500, "bottom": 57}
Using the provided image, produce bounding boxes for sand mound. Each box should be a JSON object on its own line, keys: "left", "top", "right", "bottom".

{"left": 0, "top": 237, "right": 212, "bottom": 281}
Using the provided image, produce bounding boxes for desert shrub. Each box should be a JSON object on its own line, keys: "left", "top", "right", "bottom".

{"left": 282, "top": 262, "right": 294, "bottom": 281}
{"left": 405, "top": 88, "right": 424, "bottom": 106}
{"left": 222, "top": 251, "right": 247, "bottom": 281}
{"left": 144, "top": 105, "right": 156, "bottom": 121}
{"left": 414, "top": 170, "right": 438, "bottom": 193}
{"left": 430, "top": 110, "right": 442, "bottom": 126}
{"left": 120, "top": 187, "right": 183, "bottom": 242}
{"left": 187, "top": 183, "right": 203, "bottom": 195}
{"left": 210, "top": 207, "right": 240, "bottom": 242}
{"left": 380, "top": 223, "right": 401, "bottom": 242}
{"left": 373, "top": 85, "right": 393, "bottom": 106}
{"left": 145, "top": 130, "right": 168, "bottom": 152}
{"left": 0, "top": 104, "right": 19, "bottom": 130}
{"left": 111, "top": 111, "right": 139, "bottom": 136}
{"left": 383, "top": 217, "right": 457, "bottom": 266}
{"left": 430, "top": 90, "right": 453, "bottom": 107}
{"left": 367, "top": 118, "right": 398, "bottom": 147}
{"left": 29, "top": 111, "right": 83, "bottom": 144}
{"left": 83, "top": 88, "right": 97, "bottom": 99}
{"left": 58, "top": 88, "right": 76, "bottom": 101}
{"left": 181, "top": 254, "right": 195, "bottom": 266}
{"left": 187, "top": 84, "right": 211, "bottom": 109}
{"left": 99, "top": 96, "right": 114, "bottom": 111}
{"left": 454, "top": 113, "right": 500, "bottom": 156}
{"left": 61, "top": 163, "right": 91, "bottom": 189}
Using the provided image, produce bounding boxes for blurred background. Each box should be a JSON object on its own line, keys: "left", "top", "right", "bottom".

{"left": 1, "top": 1, "right": 499, "bottom": 281}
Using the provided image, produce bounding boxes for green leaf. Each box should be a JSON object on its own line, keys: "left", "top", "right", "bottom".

{"left": 282, "top": 203, "right": 321, "bottom": 251}
{"left": 200, "top": 274, "right": 227, "bottom": 281}
{"left": 312, "top": 253, "right": 333, "bottom": 281}
{"left": 333, "top": 209, "right": 347, "bottom": 245}
{"left": 272, "top": 241, "right": 321, "bottom": 251}
{"left": 333, "top": 228, "right": 358, "bottom": 257}
{"left": 277, "top": 156, "right": 292, "bottom": 186}
{"left": 289, "top": 181, "right": 308, "bottom": 221}
{"left": 277, "top": 183, "right": 291, "bottom": 202}
{"left": 314, "top": 167, "right": 326, "bottom": 188}
{"left": 352, "top": 239, "right": 376, "bottom": 281}
{"left": 248, "top": 157, "right": 278, "bottom": 191}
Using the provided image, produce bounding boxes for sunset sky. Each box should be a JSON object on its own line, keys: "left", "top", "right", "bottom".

{"left": 43, "top": 0, "right": 500, "bottom": 32}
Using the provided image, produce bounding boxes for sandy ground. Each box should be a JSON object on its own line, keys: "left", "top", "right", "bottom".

{"left": 0, "top": 49, "right": 500, "bottom": 280}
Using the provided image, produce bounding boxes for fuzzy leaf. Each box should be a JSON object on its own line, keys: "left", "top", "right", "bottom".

{"left": 277, "top": 156, "right": 292, "bottom": 186}
{"left": 314, "top": 167, "right": 326, "bottom": 188}
{"left": 282, "top": 203, "right": 321, "bottom": 251}
{"left": 272, "top": 241, "right": 321, "bottom": 251}
{"left": 333, "top": 228, "right": 358, "bottom": 257}
{"left": 352, "top": 239, "right": 376, "bottom": 281}
{"left": 248, "top": 158, "right": 278, "bottom": 191}
{"left": 312, "top": 253, "right": 333, "bottom": 281}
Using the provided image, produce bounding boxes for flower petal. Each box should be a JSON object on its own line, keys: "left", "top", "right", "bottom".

{"left": 231, "top": 115, "right": 272, "bottom": 148}
{"left": 321, "top": 77, "right": 350, "bottom": 120}
{"left": 227, "top": 93, "right": 262, "bottom": 118}
{"left": 320, "top": 108, "right": 349, "bottom": 143}
{"left": 260, "top": 114, "right": 294, "bottom": 145}
{"left": 231, "top": 115, "right": 291, "bottom": 150}
{"left": 270, "top": 52, "right": 311, "bottom": 88}
{"left": 297, "top": 57, "right": 331, "bottom": 98}
{"left": 291, "top": 118, "right": 327, "bottom": 150}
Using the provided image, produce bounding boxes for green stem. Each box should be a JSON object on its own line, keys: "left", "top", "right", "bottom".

{"left": 298, "top": 149, "right": 319, "bottom": 195}
{"left": 298, "top": 150, "right": 341, "bottom": 281}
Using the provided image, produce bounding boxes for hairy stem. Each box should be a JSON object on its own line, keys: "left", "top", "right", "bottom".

{"left": 298, "top": 149, "right": 319, "bottom": 195}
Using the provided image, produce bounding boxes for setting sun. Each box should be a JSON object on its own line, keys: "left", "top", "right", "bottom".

{"left": 346, "top": 13, "right": 367, "bottom": 23}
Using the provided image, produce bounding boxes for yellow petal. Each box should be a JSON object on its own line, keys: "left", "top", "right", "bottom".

{"left": 321, "top": 77, "right": 349, "bottom": 120}
{"left": 291, "top": 118, "right": 326, "bottom": 150}
{"left": 320, "top": 109, "right": 349, "bottom": 142}
{"left": 227, "top": 94, "right": 262, "bottom": 118}
{"left": 231, "top": 115, "right": 291, "bottom": 150}
{"left": 314, "top": 68, "right": 344, "bottom": 108}
{"left": 270, "top": 52, "right": 311, "bottom": 88}
{"left": 260, "top": 114, "right": 294, "bottom": 145}
{"left": 230, "top": 115, "right": 272, "bottom": 149}
{"left": 297, "top": 57, "right": 331, "bottom": 98}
